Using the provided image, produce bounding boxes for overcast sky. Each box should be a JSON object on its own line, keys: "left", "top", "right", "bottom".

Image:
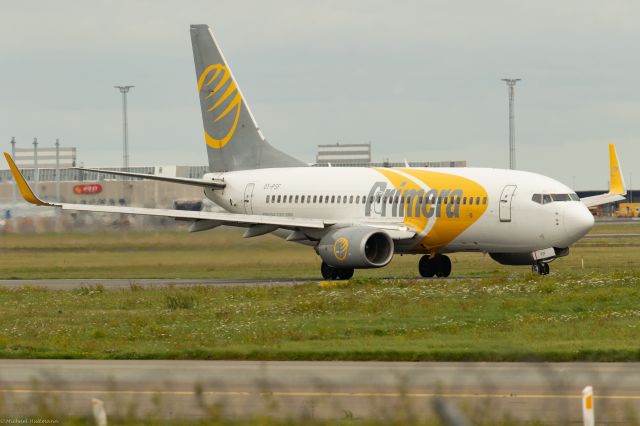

{"left": 1, "top": 0, "right": 639, "bottom": 189}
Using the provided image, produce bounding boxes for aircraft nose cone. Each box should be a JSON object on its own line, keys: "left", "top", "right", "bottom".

{"left": 564, "top": 204, "right": 595, "bottom": 243}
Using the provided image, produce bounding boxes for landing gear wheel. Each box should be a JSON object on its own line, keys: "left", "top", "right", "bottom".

{"left": 419, "top": 255, "right": 437, "bottom": 278}
{"left": 435, "top": 255, "right": 452, "bottom": 278}
{"left": 418, "top": 254, "right": 451, "bottom": 278}
{"left": 532, "top": 261, "right": 550, "bottom": 276}
{"left": 321, "top": 262, "right": 338, "bottom": 280}
{"left": 337, "top": 268, "right": 354, "bottom": 280}
{"left": 321, "top": 262, "right": 353, "bottom": 280}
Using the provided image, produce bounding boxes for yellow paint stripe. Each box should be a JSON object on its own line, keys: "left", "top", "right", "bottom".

{"left": 1, "top": 388, "right": 639, "bottom": 400}
{"left": 197, "top": 65, "right": 222, "bottom": 91}
{"left": 214, "top": 93, "right": 242, "bottom": 122}
{"left": 204, "top": 68, "right": 223, "bottom": 90}
{"left": 210, "top": 72, "right": 231, "bottom": 96}
{"left": 207, "top": 81, "right": 237, "bottom": 112}
{"left": 609, "top": 143, "right": 625, "bottom": 195}
{"left": 3, "top": 152, "right": 48, "bottom": 206}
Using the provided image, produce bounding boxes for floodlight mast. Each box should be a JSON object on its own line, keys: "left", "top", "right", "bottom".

{"left": 502, "top": 78, "right": 521, "bottom": 170}
{"left": 114, "top": 85, "right": 134, "bottom": 174}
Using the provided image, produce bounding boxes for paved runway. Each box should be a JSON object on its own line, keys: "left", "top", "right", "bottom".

{"left": 1, "top": 360, "right": 638, "bottom": 423}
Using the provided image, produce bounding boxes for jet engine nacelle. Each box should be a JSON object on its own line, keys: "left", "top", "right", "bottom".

{"left": 317, "top": 227, "right": 394, "bottom": 268}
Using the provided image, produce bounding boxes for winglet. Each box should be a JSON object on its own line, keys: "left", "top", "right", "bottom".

{"left": 608, "top": 144, "right": 626, "bottom": 195}
{"left": 3, "top": 152, "right": 52, "bottom": 206}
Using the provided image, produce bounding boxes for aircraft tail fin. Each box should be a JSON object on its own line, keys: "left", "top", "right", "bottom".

{"left": 190, "top": 24, "right": 305, "bottom": 172}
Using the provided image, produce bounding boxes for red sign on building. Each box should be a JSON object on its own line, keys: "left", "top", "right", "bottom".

{"left": 73, "top": 184, "right": 103, "bottom": 195}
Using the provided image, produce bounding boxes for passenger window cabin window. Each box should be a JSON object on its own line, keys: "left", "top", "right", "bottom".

{"left": 288, "top": 195, "right": 292, "bottom": 203}
{"left": 307, "top": 195, "right": 311, "bottom": 203}
{"left": 325, "top": 195, "right": 329, "bottom": 203}
{"left": 356, "top": 195, "right": 360, "bottom": 203}
{"left": 331, "top": 196, "right": 335, "bottom": 203}
{"left": 295, "top": 195, "right": 299, "bottom": 203}
{"left": 337, "top": 196, "right": 341, "bottom": 204}
{"left": 266, "top": 195, "right": 270, "bottom": 203}
{"left": 277, "top": 195, "right": 281, "bottom": 203}
{"left": 462, "top": 197, "right": 467, "bottom": 205}
{"left": 475, "top": 197, "right": 480, "bottom": 205}
{"left": 313, "top": 195, "right": 317, "bottom": 203}
{"left": 482, "top": 197, "right": 487, "bottom": 205}
{"left": 349, "top": 195, "right": 354, "bottom": 204}
{"left": 343, "top": 195, "right": 347, "bottom": 203}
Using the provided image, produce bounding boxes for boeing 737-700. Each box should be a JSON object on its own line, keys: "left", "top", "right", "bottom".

{"left": 4, "top": 24, "right": 627, "bottom": 279}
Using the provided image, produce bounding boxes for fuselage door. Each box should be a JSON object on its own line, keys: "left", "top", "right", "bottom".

{"left": 499, "top": 185, "right": 517, "bottom": 222}
{"left": 243, "top": 183, "right": 255, "bottom": 214}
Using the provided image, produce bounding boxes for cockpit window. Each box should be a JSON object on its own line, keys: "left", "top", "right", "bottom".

{"left": 533, "top": 193, "right": 580, "bottom": 204}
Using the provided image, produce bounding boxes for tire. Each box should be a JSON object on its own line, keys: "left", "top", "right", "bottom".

{"left": 543, "top": 263, "right": 550, "bottom": 275}
{"left": 435, "top": 255, "right": 452, "bottom": 278}
{"left": 337, "top": 268, "right": 354, "bottom": 280}
{"left": 321, "top": 262, "right": 338, "bottom": 280}
{"left": 418, "top": 255, "right": 437, "bottom": 278}
{"left": 532, "top": 263, "right": 540, "bottom": 274}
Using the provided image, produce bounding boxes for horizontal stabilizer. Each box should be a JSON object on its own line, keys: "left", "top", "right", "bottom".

{"left": 71, "top": 167, "right": 226, "bottom": 189}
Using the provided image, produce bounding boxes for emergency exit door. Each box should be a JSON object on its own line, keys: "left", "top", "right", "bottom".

{"left": 499, "top": 185, "right": 517, "bottom": 222}
{"left": 243, "top": 183, "right": 255, "bottom": 214}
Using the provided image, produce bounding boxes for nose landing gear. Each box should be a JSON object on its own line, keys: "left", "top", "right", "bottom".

{"left": 532, "top": 261, "right": 550, "bottom": 275}
{"left": 418, "top": 254, "right": 452, "bottom": 278}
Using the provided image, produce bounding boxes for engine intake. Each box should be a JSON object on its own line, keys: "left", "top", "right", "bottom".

{"left": 317, "top": 227, "right": 394, "bottom": 269}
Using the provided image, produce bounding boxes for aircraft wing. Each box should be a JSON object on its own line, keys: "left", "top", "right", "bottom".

{"left": 581, "top": 144, "right": 627, "bottom": 208}
{"left": 4, "top": 152, "right": 416, "bottom": 238}
{"left": 71, "top": 167, "right": 226, "bottom": 189}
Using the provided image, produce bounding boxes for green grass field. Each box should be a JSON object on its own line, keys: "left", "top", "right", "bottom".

{"left": 1, "top": 273, "right": 640, "bottom": 361}
{"left": 0, "top": 223, "right": 639, "bottom": 362}
{"left": 1, "top": 222, "right": 639, "bottom": 279}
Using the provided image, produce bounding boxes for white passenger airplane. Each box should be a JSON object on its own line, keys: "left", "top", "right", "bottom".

{"left": 4, "top": 24, "right": 627, "bottom": 279}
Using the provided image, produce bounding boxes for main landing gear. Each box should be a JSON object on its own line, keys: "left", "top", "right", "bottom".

{"left": 532, "top": 261, "right": 550, "bottom": 276}
{"left": 418, "top": 254, "right": 452, "bottom": 278}
{"left": 321, "top": 262, "right": 354, "bottom": 280}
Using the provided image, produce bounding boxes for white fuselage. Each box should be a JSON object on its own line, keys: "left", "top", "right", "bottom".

{"left": 203, "top": 166, "right": 594, "bottom": 255}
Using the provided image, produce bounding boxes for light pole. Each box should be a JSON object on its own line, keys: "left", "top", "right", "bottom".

{"left": 502, "top": 78, "right": 521, "bottom": 170}
{"left": 55, "top": 138, "right": 61, "bottom": 202}
{"left": 10, "top": 137, "right": 16, "bottom": 204}
{"left": 32, "top": 137, "right": 39, "bottom": 186}
{"left": 114, "top": 85, "right": 134, "bottom": 174}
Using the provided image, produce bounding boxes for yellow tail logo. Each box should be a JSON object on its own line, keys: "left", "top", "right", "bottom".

{"left": 198, "top": 64, "right": 242, "bottom": 149}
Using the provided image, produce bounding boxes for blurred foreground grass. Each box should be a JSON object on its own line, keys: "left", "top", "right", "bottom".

{"left": 0, "top": 222, "right": 639, "bottom": 279}
{"left": 1, "top": 272, "right": 639, "bottom": 361}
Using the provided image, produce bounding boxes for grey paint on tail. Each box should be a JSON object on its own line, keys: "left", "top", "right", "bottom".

{"left": 190, "top": 24, "right": 306, "bottom": 172}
